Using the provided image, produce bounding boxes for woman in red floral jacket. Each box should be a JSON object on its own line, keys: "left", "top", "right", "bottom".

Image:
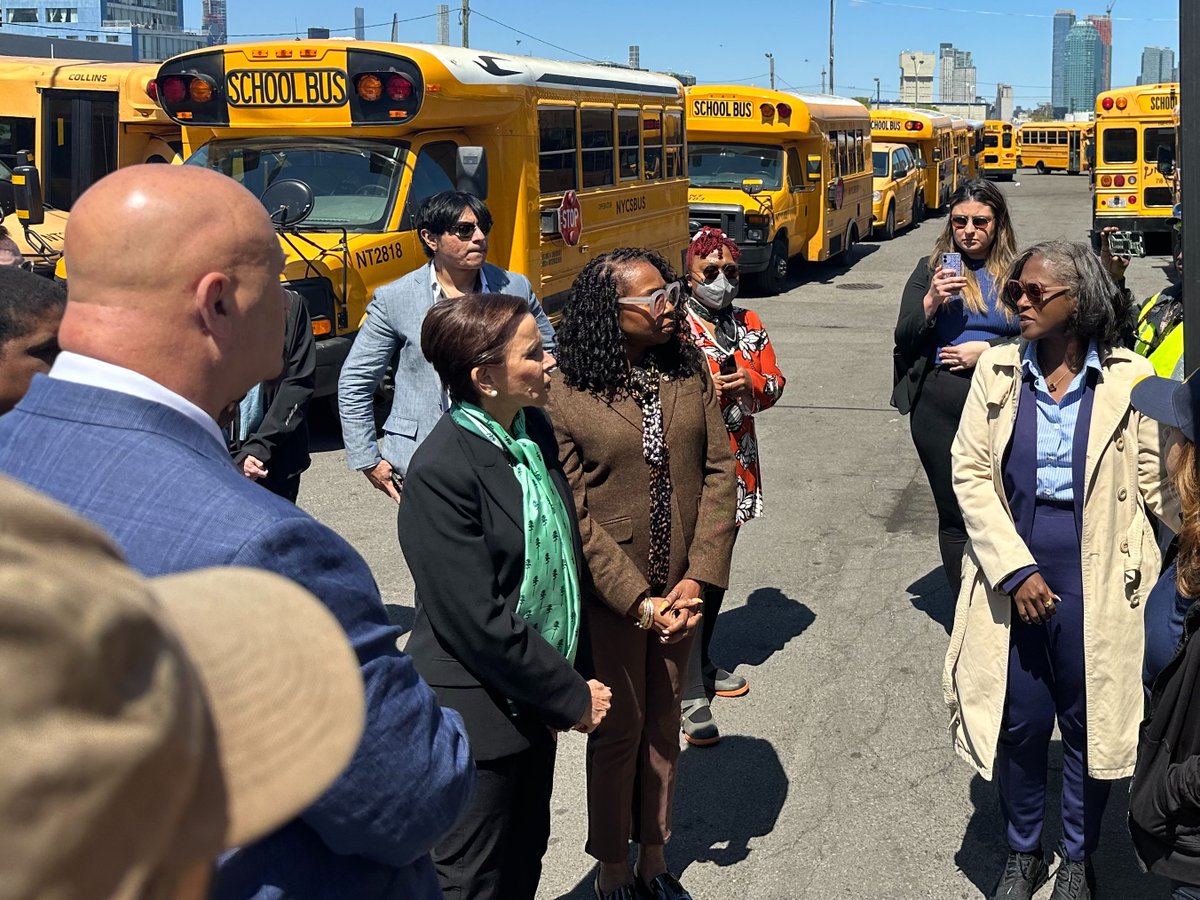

{"left": 680, "top": 226, "right": 786, "bottom": 745}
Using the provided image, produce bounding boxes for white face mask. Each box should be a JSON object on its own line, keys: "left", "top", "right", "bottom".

{"left": 691, "top": 273, "right": 738, "bottom": 310}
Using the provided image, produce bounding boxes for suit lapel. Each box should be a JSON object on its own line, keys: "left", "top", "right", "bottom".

{"left": 660, "top": 374, "right": 679, "bottom": 435}
{"left": 456, "top": 425, "right": 524, "bottom": 533}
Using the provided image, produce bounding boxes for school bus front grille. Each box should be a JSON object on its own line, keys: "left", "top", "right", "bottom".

{"left": 687, "top": 204, "right": 746, "bottom": 241}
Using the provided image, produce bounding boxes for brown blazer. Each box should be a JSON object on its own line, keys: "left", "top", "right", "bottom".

{"left": 547, "top": 367, "right": 738, "bottom": 617}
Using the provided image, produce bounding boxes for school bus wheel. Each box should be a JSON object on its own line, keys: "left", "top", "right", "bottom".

{"left": 756, "top": 236, "right": 790, "bottom": 296}
{"left": 1036, "top": 161, "right": 1047, "bottom": 175}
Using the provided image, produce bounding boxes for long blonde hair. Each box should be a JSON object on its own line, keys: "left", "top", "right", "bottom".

{"left": 926, "top": 179, "right": 1018, "bottom": 317}
{"left": 1175, "top": 439, "right": 1200, "bottom": 599}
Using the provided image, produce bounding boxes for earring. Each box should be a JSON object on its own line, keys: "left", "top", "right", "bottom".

{"left": 488, "top": 390, "right": 498, "bottom": 397}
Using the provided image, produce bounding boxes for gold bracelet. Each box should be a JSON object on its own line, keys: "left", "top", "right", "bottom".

{"left": 637, "top": 598, "right": 654, "bottom": 630}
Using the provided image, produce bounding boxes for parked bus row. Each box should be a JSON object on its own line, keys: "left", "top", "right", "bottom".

{"left": 0, "top": 41, "right": 991, "bottom": 397}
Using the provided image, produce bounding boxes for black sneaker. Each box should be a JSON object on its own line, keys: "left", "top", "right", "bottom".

{"left": 1049, "top": 850, "right": 1095, "bottom": 900}
{"left": 992, "top": 848, "right": 1049, "bottom": 900}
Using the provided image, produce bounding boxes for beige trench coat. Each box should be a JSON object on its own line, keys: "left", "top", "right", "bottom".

{"left": 943, "top": 341, "right": 1179, "bottom": 781}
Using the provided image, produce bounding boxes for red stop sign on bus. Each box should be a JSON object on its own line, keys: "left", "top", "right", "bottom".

{"left": 558, "top": 190, "right": 582, "bottom": 246}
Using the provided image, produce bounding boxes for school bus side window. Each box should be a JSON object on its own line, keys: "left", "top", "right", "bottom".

{"left": 401, "top": 141, "right": 457, "bottom": 230}
{"left": 618, "top": 109, "right": 639, "bottom": 180}
{"left": 786, "top": 147, "right": 802, "bottom": 190}
{"left": 856, "top": 131, "right": 865, "bottom": 172}
{"left": 539, "top": 106, "right": 577, "bottom": 195}
{"left": 664, "top": 109, "right": 683, "bottom": 178}
{"left": 643, "top": 109, "right": 663, "bottom": 180}
{"left": 1102, "top": 128, "right": 1137, "bottom": 164}
{"left": 828, "top": 131, "right": 839, "bottom": 177}
{"left": 0, "top": 117, "right": 36, "bottom": 164}
{"left": 581, "top": 108, "right": 615, "bottom": 189}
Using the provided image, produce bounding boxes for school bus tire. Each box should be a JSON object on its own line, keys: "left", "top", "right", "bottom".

{"left": 757, "top": 236, "right": 790, "bottom": 296}
{"left": 1036, "top": 161, "right": 1047, "bottom": 175}
{"left": 913, "top": 190, "right": 926, "bottom": 223}
{"left": 875, "top": 203, "right": 896, "bottom": 241}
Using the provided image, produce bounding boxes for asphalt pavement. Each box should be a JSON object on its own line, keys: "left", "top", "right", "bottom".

{"left": 298, "top": 171, "right": 1175, "bottom": 899}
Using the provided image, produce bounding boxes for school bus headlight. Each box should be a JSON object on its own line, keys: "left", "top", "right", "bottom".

{"left": 746, "top": 228, "right": 766, "bottom": 242}
{"left": 873, "top": 190, "right": 881, "bottom": 202}
{"left": 356, "top": 74, "right": 384, "bottom": 102}
{"left": 188, "top": 75, "right": 216, "bottom": 103}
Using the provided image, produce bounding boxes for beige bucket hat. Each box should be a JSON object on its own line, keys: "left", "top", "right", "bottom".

{"left": 0, "top": 476, "right": 365, "bottom": 899}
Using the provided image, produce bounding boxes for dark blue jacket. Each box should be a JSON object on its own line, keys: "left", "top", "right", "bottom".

{"left": 0, "top": 375, "right": 474, "bottom": 899}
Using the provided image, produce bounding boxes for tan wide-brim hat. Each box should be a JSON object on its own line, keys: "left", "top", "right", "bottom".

{"left": 0, "top": 477, "right": 365, "bottom": 899}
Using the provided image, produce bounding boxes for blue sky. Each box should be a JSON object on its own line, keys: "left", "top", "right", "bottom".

{"left": 189, "top": 0, "right": 1181, "bottom": 108}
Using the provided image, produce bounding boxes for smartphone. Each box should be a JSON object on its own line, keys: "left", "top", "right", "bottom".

{"left": 941, "top": 252, "right": 963, "bottom": 302}
{"left": 1106, "top": 230, "right": 1146, "bottom": 259}
{"left": 719, "top": 354, "right": 738, "bottom": 376}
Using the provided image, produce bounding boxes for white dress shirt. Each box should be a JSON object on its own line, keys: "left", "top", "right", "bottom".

{"left": 428, "top": 262, "right": 490, "bottom": 411}
{"left": 49, "top": 351, "right": 227, "bottom": 450}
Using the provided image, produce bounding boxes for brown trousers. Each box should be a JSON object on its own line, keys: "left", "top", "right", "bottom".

{"left": 584, "top": 601, "right": 693, "bottom": 862}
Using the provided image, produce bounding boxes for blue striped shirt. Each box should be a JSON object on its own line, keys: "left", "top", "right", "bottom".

{"left": 1020, "top": 339, "right": 1102, "bottom": 502}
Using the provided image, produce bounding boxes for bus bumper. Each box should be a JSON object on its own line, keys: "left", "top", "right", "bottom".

{"left": 314, "top": 335, "right": 353, "bottom": 400}
{"left": 735, "top": 243, "right": 771, "bottom": 274}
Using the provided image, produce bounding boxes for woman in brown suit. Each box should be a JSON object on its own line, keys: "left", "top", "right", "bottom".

{"left": 548, "top": 248, "right": 737, "bottom": 900}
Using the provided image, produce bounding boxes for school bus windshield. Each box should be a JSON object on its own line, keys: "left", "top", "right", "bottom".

{"left": 872, "top": 150, "right": 890, "bottom": 178}
{"left": 687, "top": 143, "right": 783, "bottom": 191}
{"left": 185, "top": 137, "right": 406, "bottom": 231}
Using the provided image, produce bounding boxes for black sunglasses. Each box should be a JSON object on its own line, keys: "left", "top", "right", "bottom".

{"left": 951, "top": 214, "right": 994, "bottom": 229}
{"left": 700, "top": 263, "right": 740, "bottom": 283}
{"left": 445, "top": 220, "right": 490, "bottom": 240}
{"left": 1004, "top": 279, "right": 1071, "bottom": 307}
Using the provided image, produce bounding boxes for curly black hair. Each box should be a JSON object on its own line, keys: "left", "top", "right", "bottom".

{"left": 556, "top": 247, "right": 704, "bottom": 398}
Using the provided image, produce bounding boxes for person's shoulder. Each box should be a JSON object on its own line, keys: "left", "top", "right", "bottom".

{"left": 1105, "top": 345, "right": 1154, "bottom": 378}
{"left": 405, "top": 415, "right": 483, "bottom": 491}
{"left": 375, "top": 265, "right": 429, "bottom": 300}
{"left": 734, "top": 306, "right": 768, "bottom": 330}
{"left": 487, "top": 264, "right": 531, "bottom": 295}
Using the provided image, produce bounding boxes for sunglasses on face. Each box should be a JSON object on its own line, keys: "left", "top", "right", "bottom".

{"left": 1004, "top": 279, "right": 1071, "bottom": 307}
{"left": 617, "top": 280, "right": 682, "bottom": 317}
{"left": 951, "top": 214, "right": 994, "bottom": 229}
{"left": 444, "top": 220, "right": 490, "bottom": 240}
{"left": 698, "top": 263, "right": 740, "bottom": 283}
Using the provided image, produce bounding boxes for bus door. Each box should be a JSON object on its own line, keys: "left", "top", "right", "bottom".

{"left": 41, "top": 90, "right": 118, "bottom": 211}
{"left": 1069, "top": 130, "right": 1081, "bottom": 174}
{"left": 787, "top": 141, "right": 814, "bottom": 255}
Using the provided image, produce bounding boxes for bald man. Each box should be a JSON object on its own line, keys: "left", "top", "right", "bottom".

{"left": 0, "top": 165, "right": 473, "bottom": 900}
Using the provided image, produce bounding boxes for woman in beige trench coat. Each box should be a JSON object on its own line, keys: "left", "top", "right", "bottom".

{"left": 944, "top": 241, "right": 1179, "bottom": 900}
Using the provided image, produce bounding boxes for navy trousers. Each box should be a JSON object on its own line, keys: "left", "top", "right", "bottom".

{"left": 995, "top": 501, "right": 1112, "bottom": 862}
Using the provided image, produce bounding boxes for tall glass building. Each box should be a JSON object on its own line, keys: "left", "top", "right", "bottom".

{"left": 1052, "top": 9, "right": 1076, "bottom": 118}
{"left": 1064, "top": 20, "right": 1104, "bottom": 116}
{"left": 0, "top": 0, "right": 205, "bottom": 60}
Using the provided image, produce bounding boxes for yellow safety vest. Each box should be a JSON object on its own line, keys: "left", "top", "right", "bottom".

{"left": 1135, "top": 289, "right": 1184, "bottom": 380}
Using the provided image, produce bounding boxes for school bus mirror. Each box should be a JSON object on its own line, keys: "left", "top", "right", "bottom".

{"left": 805, "top": 155, "right": 822, "bottom": 181}
{"left": 932, "top": 148, "right": 942, "bottom": 162}
{"left": 456, "top": 146, "right": 489, "bottom": 200}
{"left": 259, "top": 179, "right": 314, "bottom": 228}
{"left": 1157, "top": 145, "right": 1176, "bottom": 178}
{"left": 915, "top": 158, "right": 928, "bottom": 169}
{"left": 741, "top": 179, "right": 764, "bottom": 196}
{"left": 13, "top": 165, "right": 44, "bottom": 227}
{"left": 0, "top": 180, "right": 15, "bottom": 219}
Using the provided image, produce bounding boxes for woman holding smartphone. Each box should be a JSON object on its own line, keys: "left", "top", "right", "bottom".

{"left": 892, "top": 179, "right": 1019, "bottom": 597}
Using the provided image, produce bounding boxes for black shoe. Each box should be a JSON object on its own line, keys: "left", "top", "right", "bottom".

{"left": 1049, "top": 849, "right": 1095, "bottom": 900}
{"left": 635, "top": 871, "right": 693, "bottom": 900}
{"left": 992, "top": 848, "right": 1049, "bottom": 900}
{"left": 594, "top": 876, "right": 638, "bottom": 900}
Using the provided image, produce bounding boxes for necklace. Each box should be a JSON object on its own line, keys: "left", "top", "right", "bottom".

{"left": 1045, "top": 366, "right": 1078, "bottom": 393}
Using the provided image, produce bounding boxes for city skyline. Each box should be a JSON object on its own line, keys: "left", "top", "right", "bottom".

{"left": 0, "top": 0, "right": 1178, "bottom": 103}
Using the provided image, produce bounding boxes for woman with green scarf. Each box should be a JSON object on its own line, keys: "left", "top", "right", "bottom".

{"left": 398, "top": 292, "right": 612, "bottom": 900}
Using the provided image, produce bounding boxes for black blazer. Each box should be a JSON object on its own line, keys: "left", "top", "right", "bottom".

{"left": 398, "top": 407, "right": 591, "bottom": 761}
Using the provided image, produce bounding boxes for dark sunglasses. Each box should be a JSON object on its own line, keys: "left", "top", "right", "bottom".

{"left": 445, "top": 220, "right": 490, "bottom": 240}
{"left": 951, "top": 214, "right": 994, "bottom": 229}
{"left": 1004, "top": 279, "right": 1071, "bottom": 307}
{"left": 700, "top": 263, "right": 740, "bottom": 283}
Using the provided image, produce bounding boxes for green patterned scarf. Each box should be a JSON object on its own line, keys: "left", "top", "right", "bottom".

{"left": 449, "top": 401, "right": 581, "bottom": 664}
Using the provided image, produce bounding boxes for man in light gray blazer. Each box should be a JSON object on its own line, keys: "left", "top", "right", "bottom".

{"left": 338, "top": 191, "right": 555, "bottom": 501}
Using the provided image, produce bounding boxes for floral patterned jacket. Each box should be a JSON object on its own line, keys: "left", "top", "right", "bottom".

{"left": 686, "top": 305, "right": 786, "bottom": 525}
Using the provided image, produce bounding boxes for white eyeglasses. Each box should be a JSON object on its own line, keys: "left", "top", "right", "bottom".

{"left": 617, "top": 281, "right": 682, "bottom": 317}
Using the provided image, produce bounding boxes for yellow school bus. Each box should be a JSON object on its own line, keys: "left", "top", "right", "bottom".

{"left": 1092, "top": 83, "right": 1179, "bottom": 250}
{"left": 869, "top": 107, "right": 955, "bottom": 217}
{"left": 685, "top": 86, "right": 873, "bottom": 294}
{"left": 949, "top": 117, "right": 974, "bottom": 189}
{"left": 0, "top": 57, "right": 181, "bottom": 271}
{"left": 1016, "top": 121, "right": 1093, "bottom": 174}
{"left": 964, "top": 121, "right": 986, "bottom": 180}
{"left": 982, "top": 120, "right": 1017, "bottom": 180}
{"left": 154, "top": 41, "right": 690, "bottom": 395}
